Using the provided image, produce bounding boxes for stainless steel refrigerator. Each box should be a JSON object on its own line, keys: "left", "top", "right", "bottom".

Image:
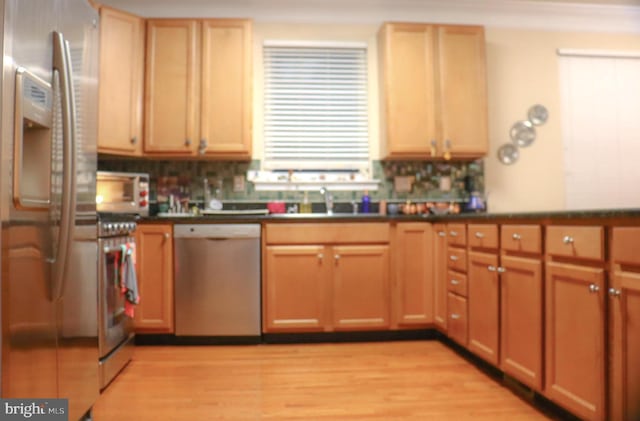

{"left": 0, "top": 0, "right": 100, "bottom": 420}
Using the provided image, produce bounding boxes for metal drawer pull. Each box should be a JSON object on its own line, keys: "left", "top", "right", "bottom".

{"left": 497, "top": 267, "right": 506, "bottom": 273}
{"left": 449, "top": 255, "right": 459, "bottom": 261}
{"left": 488, "top": 265, "right": 497, "bottom": 272}
{"left": 589, "top": 284, "right": 600, "bottom": 293}
{"left": 450, "top": 313, "right": 461, "bottom": 320}
{"left": 563, "top": 235, "right": 574, "bottom": 244}
{"left": 475, "top": 232, "right": 485, "bottom": 239}
{"left": 608, "top": 288, "right": 621, "bottom": 297}
{"left": 438, "top": 231, "right": 446, "bottom": 237}
{"left": 512, "top": 233, "right": 521, "bottom": 240}
{"left": 449, "top": 231, "right": 458, "bottom": 237}
{"left": 450, "top": 279, "right": 460, "bottom": 285}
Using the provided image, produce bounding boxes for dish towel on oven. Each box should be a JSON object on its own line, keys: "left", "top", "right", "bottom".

{"left": 120, "top": 243, "right": 140, "bottom": 318}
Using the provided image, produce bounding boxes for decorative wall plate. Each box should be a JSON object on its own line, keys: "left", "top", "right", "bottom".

{"left": 527, "top": 104, "right": 549, "bottom": 126}
{"left": 497, "top": 143, "right": 519, "bottom": 165}
{"left": 510, "top": 120, "right": 536, "bottom": 147}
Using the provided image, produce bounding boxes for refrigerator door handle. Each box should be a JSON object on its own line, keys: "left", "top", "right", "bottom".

{"left": 51, "top": 31, "right": 77, "bottom": 301}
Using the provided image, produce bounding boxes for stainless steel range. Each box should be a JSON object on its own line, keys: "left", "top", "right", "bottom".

{"left": 97, "top": 214, "right": 138, "bottom": 390}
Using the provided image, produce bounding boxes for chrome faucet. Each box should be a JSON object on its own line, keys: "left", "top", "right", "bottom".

{"left": 319, "top": 187, "right": 333, "bottom": 215}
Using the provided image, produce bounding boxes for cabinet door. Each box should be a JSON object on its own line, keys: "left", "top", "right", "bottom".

{"left": 134, "top": 224, "right": 174, "bottom": 333}
{"left": 200, "top": 19, "right": 252, "bottom": 158}
{"left": 433, "top": 224, "right": 448, "bottom": 331}
{"left": 437, "top": 25, "right": 488, "bottom": 158}
{"left": 332, "top": 245, "right": 390, "bottom": 330}
{"left": 500, "top": 255, "right": 543, "bottom": 391}
{"left": 145, "top": 19, "right": 199, "bottom": 155}
{"left": 98, "top": 7, "right": 144, "bottom": 155}
{"left": 467, "top": 251, "right": 500, "bottom": 365}
{"left": 545, "top": 262, "right": 605, "bottom": 421}
{"left": 378, "top": 23, "right": 437, "bottom": 158}
{"left": 264, "top": 245, "right": 327, "bottom": 332}
{"left": 447, "top": 292, "right": 467, "bottom": 346}
{"left": 395, "top": 223, "right": 433, "bottom": 326}
{"left": 610, "top": 271, "right": 640, "bottom": 421}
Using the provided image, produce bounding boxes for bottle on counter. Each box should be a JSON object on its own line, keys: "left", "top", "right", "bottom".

{"left": 299, "top": 191, "right": 312, "bottom": 213}
{"left": 361, "top": 190, "right": 371, "bottom": 213}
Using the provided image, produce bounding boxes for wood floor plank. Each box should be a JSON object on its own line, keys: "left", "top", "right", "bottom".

{"left": 92, "top": 341, "right": 551, "bottom": 420}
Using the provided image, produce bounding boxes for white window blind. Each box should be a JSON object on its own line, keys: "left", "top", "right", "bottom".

{"left": 558, "top": 51, "right": 640, "bottom": 209}
{"left": 263, "top": 41, "right": 369, "bottom": 170}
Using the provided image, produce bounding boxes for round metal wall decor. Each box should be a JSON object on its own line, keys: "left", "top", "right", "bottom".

{"left": 497, "top": 143, "right": 519, "bottom": 165}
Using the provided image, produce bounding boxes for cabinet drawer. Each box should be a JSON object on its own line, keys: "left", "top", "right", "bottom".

{"left": 447, "top": 270, "right": 468, "bottom": 297}
{"left": 265, "top": 223, "right": 389, "bottom": 245}
{"left": 447, "top": 224, "right": 467, "bottom": 246}
{"left": 447, "top": 292, "right": 468, "bottom": 346}
{"left": 612, "top": 227, "right": 640, "bottom": 266}
{"left": 546, "top": 226, "right": 603, "bottom": 261}
{"left": 501, "top": 225, "right": 541, "bottom": 254}
{"left": 447, "top": 247, "right": 467, "bottom": 272}
{"left": 468, "top": 224, "right": 498, "bottom": 249}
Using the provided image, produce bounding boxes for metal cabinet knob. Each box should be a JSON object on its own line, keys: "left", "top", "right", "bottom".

{"left": 497, "top": 267, "right": 506, "bottom": 273}
{"left": 131, "top": 136, "right": 138, "bottom": 145}
{"left": 185, "top": 138, "right": 192, "bottom": 147}
{"left": 475, "top": 232, "right": 485, "bottom": 239}
{"left": 450, "top": 279, "right": 460, "bottom": 285}
{"left": 563, "top": 235, "right": 574, "bottom": 244}
{"left": 512, "top": 233, "right": 521, "bottom": 240}
{"left": 430, "top": 139, "right": 437, "bottom": 156}
{"left": 317, "top": 253, "right": 324, "bottom": 260}
{"left": 589, "top": 283, "right": 600, "bottom": 293}
{"left": 449, "top": 255, "right": 459, "bottom": 262}
{"left": 450, "top": 313, "right": 461, "bottom": 320}
{"left": 334, "top": 254, "right": 340, "bottom": 261}
{"left": 438, "top": 231, "right": 446, "bottom": 237}
{"left": 488, "top": 265, "right": 497, "bottom": 272}
{"left": 449, "top": 231, "right": 458, "bottom": 237}
{"left": 608, "top": 288, "right": 621, "bottom": 297}
{"left": 163, "top": 233, "right": 170, "bottom": 239}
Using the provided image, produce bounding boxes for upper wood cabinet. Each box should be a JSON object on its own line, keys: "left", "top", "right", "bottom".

{"left": 97, "top": 6, "right": 144, "bottom": 156}
{"left": 144, "top": 18, "right": 252, "bottom": 158}
{"left": 378, "top": 23, "right": 488, "bottom": 160}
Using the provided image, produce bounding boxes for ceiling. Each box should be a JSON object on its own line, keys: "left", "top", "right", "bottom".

{"left": 99, "top": 0, "right": 640, "bottom": 33}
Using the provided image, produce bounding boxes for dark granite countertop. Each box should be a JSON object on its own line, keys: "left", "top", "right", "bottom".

{"left": 141, "top": 208, "right": 640, "bottom": 224}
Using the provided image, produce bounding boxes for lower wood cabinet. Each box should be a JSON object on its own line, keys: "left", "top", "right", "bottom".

{"left": 609, "top": 270, "right": 640, "bottom": 421}
{"left": 264, "top": 245, "right": 327, "bottom": 332}
{"left": 394, "top": 223, "right": 434, "bottom": 327}
{"left": 263, "top": 223, "right": 390, "bottom": 333}
{"left": 332, "top": 245, "right": 390, "bottom": 330}
{"left": 545, "top": 261, "right": 606, "bottom": 421}
{"left": 467, "top": 251, "right": 499, "bottom": 366}
{"left": 447, "top": 292, "right": 468, "bottom": 345}
{"left": 433, "top": 224, "right": 448, "bottom": 332}
{"left": 500, "top": 255, "right": 543, "bottom": 391}
{"left": 134, "top": 223, "right": 174, "bottom": 333}
{"left": 610, "top": 227, "right": 640, "bottom": 421}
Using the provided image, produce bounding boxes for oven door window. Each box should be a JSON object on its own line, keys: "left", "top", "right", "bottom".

{"left": 104, "top": 250, "right": 128, "bottom": 327}
{"left": 96, "top": 179, "right": 135, "bottom": 206}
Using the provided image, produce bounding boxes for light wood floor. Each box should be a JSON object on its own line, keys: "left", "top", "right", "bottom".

{"left": 92, "top": 340, "right": 552, "bottom": 421}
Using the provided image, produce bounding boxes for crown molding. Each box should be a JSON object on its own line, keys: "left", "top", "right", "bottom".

{"left": 100, "top": 0, "right": 640, "bottom": 33}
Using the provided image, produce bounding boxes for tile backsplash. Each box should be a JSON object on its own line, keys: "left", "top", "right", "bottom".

{"left": 98, "top": 157, "right": 484, "bottom": 207}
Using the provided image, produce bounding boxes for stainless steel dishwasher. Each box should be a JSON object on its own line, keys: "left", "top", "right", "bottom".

{"left": 174, "top": 224, "right": 261, "bottom": 337}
